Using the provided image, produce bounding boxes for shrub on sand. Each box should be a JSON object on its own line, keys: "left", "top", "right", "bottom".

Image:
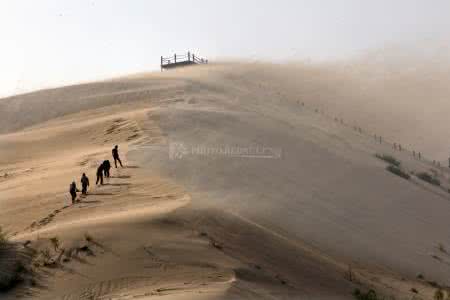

{"left": 0, "top": 229, "right": 26, "bottom": 291}
{"left": 0, "top": 227, "right": 6, "bottom": 247}
{"left": 386, "top": 165, "right": 410, "bottom": 180}
{"left": 416, "top": 172, "right": 441, "bottom": 186}
{"left": 0, "top": 226, "right": 35, "bottom": 292}
{"left": 353, "top": 289, "right": 380, "bottom": 300}
{"left": 434, "top": 289, "right": 444, "bottom": 300}
{"left": 375, "top": 154, "right": 401, "bottom": 167}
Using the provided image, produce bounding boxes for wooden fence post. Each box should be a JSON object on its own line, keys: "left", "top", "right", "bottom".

{"left": 188, "top": 51, "right": 191, "bottom": 61}
{"left": 160, "top": 56, "right": 163, "bottom": 72}
{"left": 174, "top": 54, "right": 177, "bottom": 63}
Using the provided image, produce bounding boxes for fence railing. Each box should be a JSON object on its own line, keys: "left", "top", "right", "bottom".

{"left": 161, "top": 52, "right": 208, "bottom": 70}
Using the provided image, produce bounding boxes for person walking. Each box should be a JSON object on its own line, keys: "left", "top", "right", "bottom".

{"left": 103, "top": 160, "right": 111, "bottom": 178}
{"left": 112, "top": 145, "right": 123, "bottom": 168}
{"left": 69, "top": 181, "right": 78, "bottom": 204}
{"left": 81, "top": 173, "right": 90, "bottom": 195}
{"left": 96, "top": 163, "right": 105, "bottom": 185}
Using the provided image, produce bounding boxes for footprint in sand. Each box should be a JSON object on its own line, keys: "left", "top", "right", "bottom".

{"left": 29, "top": 203, "right": 78, "bottom": 230}
{"left": 127, "top": 134, "right": 140, "bottom": 141}
{"left": 28, "top": 168, "right": 134, "bottom": 231}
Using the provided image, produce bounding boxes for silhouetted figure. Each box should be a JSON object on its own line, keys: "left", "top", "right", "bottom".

{"left": 103, "top": 160, "right": 111, "bottom": 178}
{"left": 81, "top": 173, "right": 90, "bottom": 195}
{"left": 69, "top": 181, "right": 78, "bottom": 204}
{"left": 418, "top": 152, "right": 422, "bottom": 160}
{"left": 112, "top": 145, "right": 123, "bottom": 168}
{"left": 96, "top": 163, "right": 105, "bottom": 185}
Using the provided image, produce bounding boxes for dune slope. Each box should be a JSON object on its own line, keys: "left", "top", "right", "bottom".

{"left": 1, "top": 62, "right": 450, "bottom": 299}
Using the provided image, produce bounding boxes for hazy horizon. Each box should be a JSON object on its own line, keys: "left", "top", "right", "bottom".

{"left": 1, "top": 0, "right": 450, "bottom": 97}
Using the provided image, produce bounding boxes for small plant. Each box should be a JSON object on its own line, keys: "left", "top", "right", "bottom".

{"left": 0, "top": 226, "right": 6, "bottom": 246}
{"left": 84, "top": 233, "right": 93, "bottom": 243}
{"left": 50, "top": 237, "right": 60, "bottom": 252}
{"left": 346, "top": 265, "right": 354, "bottom": 282}
{"left": 0, "top": 262, "right": 26, "bottom": 291}
{"left": 353, "top": 289, "right": 379, "bottom": 300}
{"left": 41, "top": 248, "right": 52, "bottom": 263}
{"left": 386, "top": 165, "right": 410, "bottom": 180}
{"left": 0, "top": 236, "right": 32, "bottom": 291}
{"left": 417, "top": 172, "right": 441, "bottom": 186}
{"left": 435, "top": 289, "right": 444, "bottom": 300}
{"left": 375, "top": 154, "right": 401, "bottom": 167}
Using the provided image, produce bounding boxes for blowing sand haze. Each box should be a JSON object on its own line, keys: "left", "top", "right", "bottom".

{"left": 2, "top": 1, "right": 450, "bottom": 299}
{"left": 1, "top": 61, "right": 450, "bottom": 299}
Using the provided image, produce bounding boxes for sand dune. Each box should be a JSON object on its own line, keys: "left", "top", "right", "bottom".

{"left": 1, "top": 62, "right": 450, "bottom": 299}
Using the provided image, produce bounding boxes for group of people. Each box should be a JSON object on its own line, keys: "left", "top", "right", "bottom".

{"left": 69, "top": 145, "right": 124, "bottom": 204}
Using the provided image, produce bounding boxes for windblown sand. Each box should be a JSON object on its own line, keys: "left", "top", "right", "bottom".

{"left": 1, "top": 62, "right": 450, "bottom": 299}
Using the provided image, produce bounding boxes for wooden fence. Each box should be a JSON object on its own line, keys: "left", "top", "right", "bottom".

{"left": 161, "top": 52, "right": 208, "bottom": 71}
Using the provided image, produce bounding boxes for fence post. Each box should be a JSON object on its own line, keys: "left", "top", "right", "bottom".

{"left": 188, "top": 51, "right": 191, "bottom": 61}
{"left": 174, "top": 54, "right": 177, "bottom": 63}
{"left": 160, "top": 56, "right": 163, "bottom": 72}
{"left": 192, "top": 54, "right": 195, "bottom": 62}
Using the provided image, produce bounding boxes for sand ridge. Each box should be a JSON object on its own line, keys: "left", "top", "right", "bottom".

{"left": 1, "top": 62, "right": 450, "bottom": 299}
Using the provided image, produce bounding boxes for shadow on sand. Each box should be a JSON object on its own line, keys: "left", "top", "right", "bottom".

{"left": 78, "top": 200, "right": 102, "bottom": 204}
{"left": 104, "top": 183, "right": 131, "bottom": 187}
{"left": 89, "top": 192, "right": 115, "bottom": 196}
{"left": 111, "top": 175, "right": 131, "bottom": 179}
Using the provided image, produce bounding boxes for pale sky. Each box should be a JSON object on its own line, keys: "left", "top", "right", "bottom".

{"left": 1, "top": 0, "right": 450, "bottom": 97}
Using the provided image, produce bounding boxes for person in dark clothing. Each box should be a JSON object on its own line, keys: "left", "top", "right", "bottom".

{"left": 112, "top": 145, "right": 123, "bottom": 168}
{"left": 96, "top": 163, "right": 105, "bottom": 185}
{"left": 103, "top": 160, "right": 111, "bottom": 178}
{"left": 69, "top": 181, "right": 78, "bottom": 204}
{"left": 81, "top": 173, "right": 90, "bottom": 195}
